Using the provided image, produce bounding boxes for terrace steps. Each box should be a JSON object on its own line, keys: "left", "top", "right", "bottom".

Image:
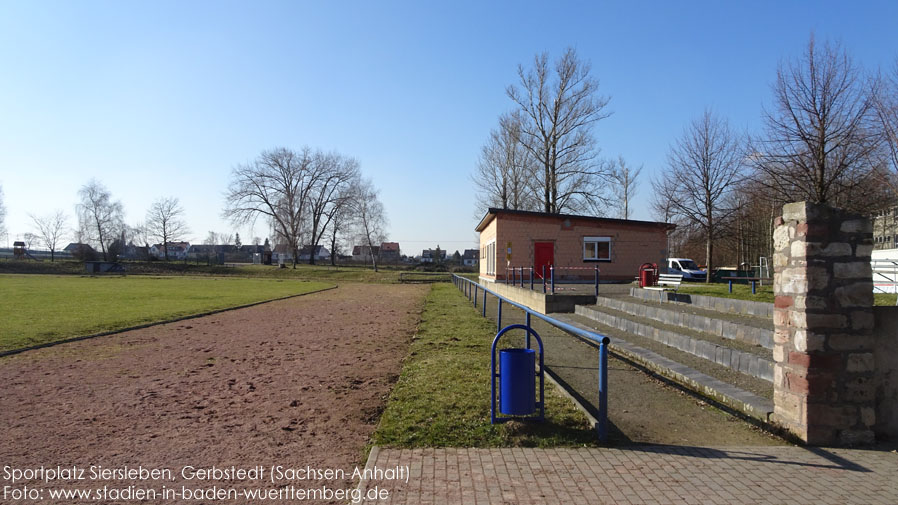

{"left": 566, "top": 288, "right": 776, "bottom": 422}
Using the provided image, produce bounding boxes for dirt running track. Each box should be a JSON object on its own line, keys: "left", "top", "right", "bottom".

{"left": 0, "top": 283, "right": 426, "bottom": 504}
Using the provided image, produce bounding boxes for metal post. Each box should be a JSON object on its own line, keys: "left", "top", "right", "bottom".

{"left": 550, "top": 266, "right": 555, "bottom": 295}
{"left": 752, "top": 281, "right": 757, "bottom": 295}
{"left": 595, "top": 266, "right": 599, "bottom": 297}
{"left": 474, "top": 285, "right": 478, "bottom": 308}
{"left": 598, "top": 337, "right": 609, "bottom": 441}
{"left": 497, "top": 299, "right": 503, "bottom": 334}
{"left": 520, "top": 267, "right": 524, "bottom": 288}
{"left": 512, "top": 267, "right": 516, "bottom": 286}
{"left": 529, "top": 266, "right": 534, "bottom": 291}
{"left": 542, "top": 265, "right": 546, "bottom": 294}
{"left": 728, "top": 280, "right": 733, "bottom": 293}
{"left": 525, "top": 312, "right": 531, "bottom": 350}
{"left": 482, "top": 289, "right": 487, "bottom": 317}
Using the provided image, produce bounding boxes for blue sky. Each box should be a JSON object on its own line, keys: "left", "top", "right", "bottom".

{"left": 1, "top": 1, "right": 896, "bottom": 254}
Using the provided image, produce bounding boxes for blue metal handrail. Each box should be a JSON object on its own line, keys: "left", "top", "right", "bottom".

{"left": 452, "top": 274, "right": 610, "bottom": 441}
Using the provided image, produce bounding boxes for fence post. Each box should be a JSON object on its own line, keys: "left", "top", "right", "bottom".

{"left": 598, "top": 336, "right": 609, "bottom": 441}
{"left": 497, "top": 299, "right": 502, "bottom": 334}
{"left": 550, "top": 266, "right": 555, "bottom": 295}
{"left": 529, "top": 266, "right": 534, "bottom": 291}
{"left": 482, "top": 289, "right": 487, "bottom": 317}
{"left": 474, "top": 285, "right": 478, "bottom": 308}
{"left": 542, "top": 265, "right": 546, "bottom": 294}
{"left": 595, "top": 266, "right": 599, "bottom": 297}
{"left": 512, "top": 267, "right": 516, "bottom": 286}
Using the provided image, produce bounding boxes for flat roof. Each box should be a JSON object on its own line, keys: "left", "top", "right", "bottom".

{"left": 475, "top": 207, "right": 676, "bottom": 232}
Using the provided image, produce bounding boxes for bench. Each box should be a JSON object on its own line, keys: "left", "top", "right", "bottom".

{"left": 721, "top": 276, "right": 772, "bottom": 295}
{"left": 643, "top": 273, "right": 683, "bottom": 302}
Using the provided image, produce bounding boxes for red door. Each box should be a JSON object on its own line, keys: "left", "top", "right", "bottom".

{"left": 534, "top": 242, "right": 554, "bottom": 279}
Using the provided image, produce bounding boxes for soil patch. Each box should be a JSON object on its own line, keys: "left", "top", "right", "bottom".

{"left": 0, "top": 283, "right": 426, "bottom": 504}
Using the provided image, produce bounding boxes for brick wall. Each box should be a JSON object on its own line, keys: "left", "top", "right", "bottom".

{"left": 478, "top": 212, "right": 668, "bottom": 282}
{"left": 772, "top": 202, "right": 876, "bottom": 445}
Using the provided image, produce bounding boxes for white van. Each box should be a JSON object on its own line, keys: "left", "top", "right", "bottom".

{"left": 667, "top": 258, "right": 706, "bottom": 281}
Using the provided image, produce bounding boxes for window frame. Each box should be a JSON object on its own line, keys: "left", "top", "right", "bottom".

{"left": 583, "top": 236, "right": 612, "bottom": 262}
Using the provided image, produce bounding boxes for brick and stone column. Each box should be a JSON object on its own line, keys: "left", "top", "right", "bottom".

{"left": 772, "top": 202, "right": 875, "bottom": 445}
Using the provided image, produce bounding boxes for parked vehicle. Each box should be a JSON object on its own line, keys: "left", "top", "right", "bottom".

{"left": 666, "top": 258, "right": 707, "bottom": 281}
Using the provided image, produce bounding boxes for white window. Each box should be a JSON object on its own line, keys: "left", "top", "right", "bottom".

{"left": 484, "top": 241, "right": 496, "bottom": 275}
{"left": 583, "top": 236, "right": 611, "bottom": 261}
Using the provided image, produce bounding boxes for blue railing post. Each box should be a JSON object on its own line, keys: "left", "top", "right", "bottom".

{"left": 598, "top": 337, "right": 610, "bottom": 441}
{"left": 529, "top": 266, "right": 534, "bottom": 291}
{"left": 542, "top": 265, "right": 546, "bottom": 294}
{"left": 497, "top": 299, "right": 503, "bottom": 334}
{"left": 482, "top": 288, "right": 487, "bottom": 317}
{"left": 519, "top": 267, "right": 524, "bottom": 288}
{"left": 474, "top": 284, "right": 478, "bottom": 308}
{"left": 595, "top": 266, "right": 599, "bottom": 298}
{"left": 550, "top": 266, "right": 555, "bottom": 295}
{"left": 525, "top": 312, "right": 531, "bottom": 349}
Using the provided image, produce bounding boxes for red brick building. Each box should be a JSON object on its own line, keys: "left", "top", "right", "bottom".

{"left": 476, "top": 208, "right": 674, "bottom": 283}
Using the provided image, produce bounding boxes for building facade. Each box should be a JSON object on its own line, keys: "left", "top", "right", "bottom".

{"left": 476, "top": 208, "right": 673, "bottom": 283}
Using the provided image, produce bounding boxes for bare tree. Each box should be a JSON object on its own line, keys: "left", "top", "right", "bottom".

{"left": 874, "top": 58, "right": 898, "bottom": 192}
{"left": 0, "top": 184, "right": 6, "bottom": 237}
{"left": 351, "top": 178, "right": 388, "bottom": 272}
{"left": 29, "top": 210, "right": 68, "bottom": 261}
{"left": 146, "top": 197, "right": 189, "bottom": 261}
{"left": 752, "top": 36, "right": 883, "bottom": 211}
{"left": 655, "top": 109, "right": 744, "bottom": 282}
{"left": 507, "top": 48, "right": 612, "bottom": 214}
{"left": 472, "top": 113, "right": 537, "bottom": 214}
{"left": 609, "top": 156, "right": 642, "bottom": 219}
{"left": 224, "top": 147, "right": 316, "bottom": 268}
{"left": 306, "top": 151, "right": 360, "bottom": 264}
{"left": 77, "top": 179, "right": 124, "bottom": 261}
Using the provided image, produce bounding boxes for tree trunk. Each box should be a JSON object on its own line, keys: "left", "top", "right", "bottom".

{"left": 705, "top": 236, "right": 713, "bottom": 284}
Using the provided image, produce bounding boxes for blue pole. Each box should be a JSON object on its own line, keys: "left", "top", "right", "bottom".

{"left": 529, "top": 266, "right": 534, "bottom": 291}
{"left": 752, "top": 281, "right": 757, "bottom": 295}
{"left": 598, "top": 337, "right": 609, "bottom": 441}
{"left": 482, "top": 288, "right": 487, "bottom": 317}
{"left": 520, "top": 267, "right": 524, "bottom": 288}
{"left": 526, "top": 312, "right": 531, "bottom": 349}
{"left": 728, "top": 280, "right": 733, "bottom": 293}
{"left": 551, "top": 266, "right": 555, "bottom": 295}
{"left": 474, "top": 285, "right": 478, "bottom": 308}
{"left": 542, "top": 265, "right": 546, "bottom": 294}
{"left": 497, "top": 299, "right": 502, "bottom": 334}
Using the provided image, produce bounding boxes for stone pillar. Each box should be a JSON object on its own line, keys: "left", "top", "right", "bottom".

{"left": 772, "top": 202, "right": 875, "bottom": 445}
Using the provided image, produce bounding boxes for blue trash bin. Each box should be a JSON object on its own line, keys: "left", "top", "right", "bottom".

{"left": 499, "top": 348, "right": 536, "bottom": 415}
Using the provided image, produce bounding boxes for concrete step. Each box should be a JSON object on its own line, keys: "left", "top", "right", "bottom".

{"left": 555, "top": 314, "right": 774, "bottom": 423}
{"left": 630, "top": 287, "right": 774, "bottom": 318}
{"left": 593, "top": 295, "right": 773, "bottom": 349}
{"left": 576, "top": 304, "right": 774, "bottom": 383}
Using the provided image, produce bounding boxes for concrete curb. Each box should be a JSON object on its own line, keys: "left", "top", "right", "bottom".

{"left": 594, "top": 295, "right": 773, "bottom": 349}
{"left": 0, "top": 284, "right": 339, "bottom": 358}
{"left": 575, "top": 305, "right": 774, "bottom": 383}
{"left": 557, "top": 315, "right": 774, "bottom": 424}
{"left": 630, "top": 287, "right": 774, "bottom": 318}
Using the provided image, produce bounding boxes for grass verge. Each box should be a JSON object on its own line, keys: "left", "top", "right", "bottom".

{"left": 0, "top": 274, "right": 332, "bottom": 352}
{"left": 678, "top": 281, "right": 897, "bottom": 306}
{"left": 372, "top": 283, "right": 598, "bottom": 448}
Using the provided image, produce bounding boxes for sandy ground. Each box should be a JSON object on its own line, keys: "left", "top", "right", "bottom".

{"left": 0, "top": 284, "right": 426, "bottom": 504}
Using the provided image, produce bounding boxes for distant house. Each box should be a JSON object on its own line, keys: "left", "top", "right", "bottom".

{"left": 421, "top": 248, "right": 447, "bottom": 263}
{"left": 119, "top": 242, "right": 149, "bottom": 261}
{"left": 297, "top": 245, "right": 330, "bottom": 262}
{"left": 63, "top": 243, "right": 97, "bottom": 259}
{"left": 380, "top": 242, "right": 400, "bottom": 263}
{"left": 462, "top": 249, "right": 479, "bottom": 267}
{"left": 352, "top": 245, "right": 379, "bottom": 262}
{"left": 272, "top": 244, "right": 294, "bottom": 263}
{"left": 150, "top": 242, "right": 190, "bottom": 260}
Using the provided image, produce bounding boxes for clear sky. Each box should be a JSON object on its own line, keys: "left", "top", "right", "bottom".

{"left": 1, "top": 1, "right": 896, "bottom": 254}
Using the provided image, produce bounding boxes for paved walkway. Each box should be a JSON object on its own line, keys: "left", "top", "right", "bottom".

{"left": 360, "top": 445, "right": 898, "bottom": 505}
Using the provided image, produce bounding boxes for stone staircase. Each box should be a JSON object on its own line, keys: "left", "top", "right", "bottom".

{"left": 556, "top": 288, "right": 776, "bottom": 423}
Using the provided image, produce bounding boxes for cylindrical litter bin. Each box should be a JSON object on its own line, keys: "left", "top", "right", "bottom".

{"left": 499, "top": 348, "right": 536, "bottom": 415}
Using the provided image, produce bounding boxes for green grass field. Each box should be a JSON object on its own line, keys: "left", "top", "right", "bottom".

{"left": 0, "top": 274, "right": 332, "bottom": 352}
{"left": 373, "top": 283, "right": 598, "bottom": 448}
{"left": 677, "top": 281, "right": 897, "bottom": 306}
